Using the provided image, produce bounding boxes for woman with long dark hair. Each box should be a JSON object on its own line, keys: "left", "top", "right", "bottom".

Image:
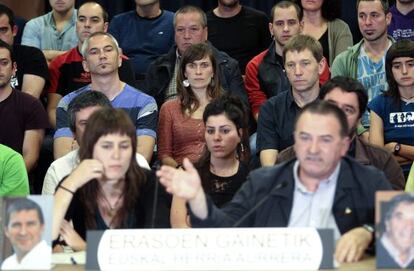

{"left": 170, "top": 95, "right": 250, "bottom": 228}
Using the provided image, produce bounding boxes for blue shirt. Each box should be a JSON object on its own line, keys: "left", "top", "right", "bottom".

{"left": 54, "top": 84, "right": 158, "bottom": 139}
{"left": 21, "top": 10, "right": 78, "bottom": 51}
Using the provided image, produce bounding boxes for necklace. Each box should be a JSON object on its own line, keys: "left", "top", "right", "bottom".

{"left": 99, "top": 192, "right": 123, "bottom": 218}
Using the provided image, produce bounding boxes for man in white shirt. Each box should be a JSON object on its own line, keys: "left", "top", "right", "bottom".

{"left": 1, "top": 198, "right": 51, "bottom": 270}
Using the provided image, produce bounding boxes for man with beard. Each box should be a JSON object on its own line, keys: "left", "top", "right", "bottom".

{"left": 277, "top": 76, "right": 405, "bottom": 190}
{"left": 0, "top": 40, "right": 49, "bottom": 173}
{"left": 109, "top": 0, "right": 174, "bottom": 80}
{"left": 206, "top": 0, "right": 271, "bottom": 72}
{"left": 388, "top": 0, "right": 414, "bottom": 41}
{"left": 332, "top": 0, "right": 394, "bottom": 128}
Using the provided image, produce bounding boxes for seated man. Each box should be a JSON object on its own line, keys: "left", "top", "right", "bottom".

{"left": 1, "top": 198, "right": 51, "bottom": 270}
{"left": 0, "top": 40, "right": 49, "bottom": 172}
{"left": 47, "top": 1, "right": 135, "bottom": 128}
{"left": 0, "top": 4, "right": 49, "bottom": 99}
{"left": 54, "top": 32, "right": 157, "bottom": 163}
{"left": 277, "top": 76, "right": 405, "bottom": 190}
{"left": 388, "top": 0, "right": 414, "bottom": 41}
{"left": 43, "top": 91, "right": 150, "bottom": 194}
{"left": 0, "top": 144, "right": 29, "bottom": 196}
{"left": 158, "top": 101, "right": 392, "bottom": 263}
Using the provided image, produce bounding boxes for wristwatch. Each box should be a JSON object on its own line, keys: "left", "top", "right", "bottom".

{"left": 394, "top": 143, "right": 401, "bottom": 155}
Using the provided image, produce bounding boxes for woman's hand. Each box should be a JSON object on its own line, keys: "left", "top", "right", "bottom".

{"left": 60, "top": 220, "right": 87, "bottom": 251}
{"left": 63, "top": 159, "right": 104, "bottom": 191}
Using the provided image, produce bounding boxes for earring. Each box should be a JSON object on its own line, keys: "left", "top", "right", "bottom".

{"left": 182, "top": 79, "right": 190, "bottom": 87}
{"left": 240, "top": 143, "right": 245, "bottom": 153}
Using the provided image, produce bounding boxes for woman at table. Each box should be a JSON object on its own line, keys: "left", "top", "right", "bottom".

{"left": 171, "top": 95, "right": 250, "bottom": 228}
{"left": 369, "top": 40, "right": 414, "bottom": 179}
{"left": 157, "top": 43, "right": 222, "bottom": 168}
{"left": 299, "top": 0, "right": 353, "bottom": 66}
{"left": 52, "top": 108, "right": 160, "bottom": 251}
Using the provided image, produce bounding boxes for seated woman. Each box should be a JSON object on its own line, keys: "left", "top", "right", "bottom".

{"left": 52, "top": 108, "right": 165, "bottom": 251}
{"left": 171, "top": 95, "right": 250, "bottom": 228}
{"left": 157, "top": 43, "right": 222, "bottom": 168}
{"left": 369, "top": 40, "right": 414, "bottom": 179}
{"left": 299, "top": 0, "right": 353, "bottom": 66}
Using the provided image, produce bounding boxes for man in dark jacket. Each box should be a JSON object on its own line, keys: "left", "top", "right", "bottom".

{"left": 143, "top": 5, "right": 247, "bottom": 110}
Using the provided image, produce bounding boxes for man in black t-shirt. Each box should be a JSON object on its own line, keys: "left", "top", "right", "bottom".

{"left": 0, "top": 4, "right": 49, "bottom": 99}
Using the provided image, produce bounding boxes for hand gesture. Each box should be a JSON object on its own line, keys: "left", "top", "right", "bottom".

{"left": 60, "top": 220, "right": 86, "bottom": 251}
{"left": 335, "top": 226, "right": 372, "bottom": 263}
{"left": 64, "top": 159, "right": 104, "bottom": 191}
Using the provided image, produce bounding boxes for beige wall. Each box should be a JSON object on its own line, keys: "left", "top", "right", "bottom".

{"left": 1, "top": 0, "right": 45, "bottom": 20}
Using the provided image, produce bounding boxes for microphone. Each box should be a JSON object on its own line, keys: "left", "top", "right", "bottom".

{"left": 150, "top": 165, "right": 160, "bottom": 228}
{"left": 232, "top": 180, "right": 288, "bottom": 227}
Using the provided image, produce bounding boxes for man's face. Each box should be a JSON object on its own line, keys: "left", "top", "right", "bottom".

{"left": 218, "top": 0, "right": 239, "bottom": 8}
{"left": 391, "top": 57, "right": 414, "bottom": 89}
{"left": 0, "top": 14, "right": 17, "bottom": 45}
{"left": 357, "top": 0, "right": 391, "bottom": 42}
{"left": 82, "top": 35, "right": 121, "bottom": 76}
{"left": 0, "top": 48, "right": 15, "bottom": 89}
{"left": 397, "top": 0, "right": 414, "bottom": 4}
{"left": 294, "top": 111, "right": 349, "bottom": 181}
{"left": 323, "top": 88, "right": 360, "bottom": 136}
{"left": 285, "top": 48, "right": 323, "bottom": 93}
{"left": 386, "top": 201, "right": 414, "bottom": 253}
{"left": 135, "top": 0, "right": 158, "bottom": 6}
{"left": 4, "top": 210, "right": 44, "bottom": 258}
{"left": 49, "top": 0, "right": 75, "bottom": 13}
{"left": 174, "top": 12, "right": 207, "bottom": 55}
{"left": 76, "top": 3, "right": 108, "bottom": 43}
{"left": 270, "top": 6, "right": 302, "bottom": 48}
{"left": 74, "top": 105, "right": 103, "bottom": 143}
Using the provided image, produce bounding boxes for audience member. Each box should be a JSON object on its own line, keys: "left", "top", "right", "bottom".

{"left": 377, "top": 193, "right": 414, "bottom": 268}
{"left": 170, "top": 95, "right": 250, "bottom": 228}
{"left": 299, "top": 0, "right": 353, "bottom": 66}
{"left": 332, "top": 0, "right": 393, "bottom": 128}
{"left": 257, "top": 34, "right": 325, "bottom": 166}
{"left": 109, "top": 0, "right": 174, "bottom": 80}
{"left": 157, "top": 100, "right": 392, "bottom": 263}
{"left": 1, "top": 198, "right": 51, "bottom": 270}
{"left": 369, "top": 39, "right": 414, "bottom": 178}
{"left": 278, "top": 76, "right": 405, "bottom": 190}
{"left": 42, "top": 91, "right": 150, "bottom": 195}
{"left": 0, "top": 40, "right": 49, "bottom": 172}
{"left": 158, "top": 43, "right": 221, "bottom": 168}
{"left": 47, "top": 1, "right": 135, "bottom": 128}
{"left": 206, "top": 0, "right": 271, "bottom": 72}
{"left": 388, "top": 0, "right": 414, "bottom": 41}
{"left": 0, "top": 144, "right": 29, "bottom": 196}
{"left": 22, "top": 0, "right": 78, "bottom": 63}
{"left": 144, "top": 5, "right": 247, "bottom": 110}
{"left": 0, "top": 4, "right": 49, "bottom": 99}
{"left": 53, "top": 32, "right": 157, "bottom": 162}
{"left": 52, "top": 108, "right": 167, "bottom": 251}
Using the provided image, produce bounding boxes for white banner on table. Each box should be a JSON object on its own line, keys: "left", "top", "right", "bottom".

{"left": 87, "top": 228, "right": 332, "bottom": 270}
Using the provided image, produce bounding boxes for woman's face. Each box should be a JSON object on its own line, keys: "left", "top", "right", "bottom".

{"left": 184, "top": 56, "right": 214, "bottom": 91}
{"left": 391, "top": 57, "right": 414, "bottom": 90}
{"left": 301, "top": 0, "right": 324, "bottom": 12}
{"left": 205, "top": 113, "right": 241, "bottom": 160}
{"left": 93, "top": 133, "right": 133, "bottom": 181}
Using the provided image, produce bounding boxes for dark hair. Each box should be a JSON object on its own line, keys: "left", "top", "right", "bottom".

{"left": 298, "top": 0, "right": 341, "bottom": 21}
{"left": 296, "top": 100, "right": 349, "bottom": 137}
{"left": 320, "top": 76, "right": 368, "bottom": 119}
{"left": 384, "top": 39, "right": 414, "bottom": 105}
{"left": 5, "top": 198, "right": 44, "bottom": 227}
{"left": 195, "top": 95, "right": 250, "bottom": 191}
{"left": 357, "top": 0, "right": 389, "bottom": 13}
{"left": 0, "top": 39, "right": 15, "bottom": 63}
{"left": 68, "top": 90, "right": 111, "bottom": 133}
{"left": 174, "top": 5, "right": 207, "bottom": 28}
{"left": 384, "top": 193, "right": 414, "bottom": 224}
{"left": 271, "top": 1, "right": 303, "bottom": 22}
{"left": 78, "top": 1, "right": 109, "bottom": 23}
{"left": 177, "top": 43, "right": 222, "bottom": 115}
{"left": 78, "top": 108, "right": 146, "bottom": 229}
{"left": 0, "top": 4, "right": 15, "bottom": 28}
{"left": 283, "top": 34, "right": 323, "bottom": 63}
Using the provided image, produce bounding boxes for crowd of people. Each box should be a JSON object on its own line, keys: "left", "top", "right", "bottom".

{"left": 0, "top": 0, "right": 414, "bottom": 268}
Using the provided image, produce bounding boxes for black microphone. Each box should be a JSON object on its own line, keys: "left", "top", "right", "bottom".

{"left": 150, "top": 165, "right": 160, "bottom": 228}
{"left": 232, "top": 180, "right": 288, "bottom": 227}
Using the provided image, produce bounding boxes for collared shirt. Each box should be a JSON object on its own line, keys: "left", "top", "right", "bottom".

{"left": 257, "top": 89, "right": 310, "bottom": 153}
{"left": 1, "top": 240, "right": 51, "bottom": 270}
{"left": 381, "top": 234, "right": 414, "bottom": 268}
{"left": 288, "top": 161, "right": 341, "bottom": 241}
{"left": 21, "top": 10, "right": 78, "bottom": 51}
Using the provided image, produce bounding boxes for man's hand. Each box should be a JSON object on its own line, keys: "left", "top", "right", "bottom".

{"left": 334, "top": 227, "right": 373, "bottom": 263}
